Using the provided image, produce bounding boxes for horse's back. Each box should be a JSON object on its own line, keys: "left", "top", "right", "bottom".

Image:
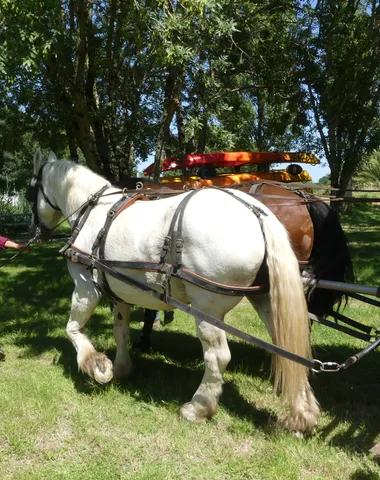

{"left": 106, "top": 188, "right": 267, "bottom": 286}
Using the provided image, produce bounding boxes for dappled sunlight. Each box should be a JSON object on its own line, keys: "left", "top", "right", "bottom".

{"left": 1, "top": 202, "right": 380, "bottom": 476}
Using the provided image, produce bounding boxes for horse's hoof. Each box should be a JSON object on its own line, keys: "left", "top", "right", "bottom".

{"left": 163, "top": 311, "right": 174, "bottom": 325}
{"left": 113, "top": 362, "right": 132, "bottom": 381}
{"left": 180, "top": 402, "right": 213, "bottom": 423}
{"left": 132, "top": 338, "right": 151, "bottom": 353}
{"left": 180, "top": 402, "right": 198, "bottom": 422}
{"left": 84, "top": 352, "right": 113, "bottom": 384}
{"left": 279, "top": 410, "right": 319, "bottom": 437}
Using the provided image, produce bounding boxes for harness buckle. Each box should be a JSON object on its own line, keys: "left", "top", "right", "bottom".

{"left": 65, "top": 248, "right": 79, "bottom": 263}
{"left": 175, "top": 238, "right": 183, "bottom": 253}
{"left": 160, "top": 236, "right": 172, "bottom": 261}
{"left": 175, "top": 238, "right": 183, "bottom": 267}
{"left": 157, "top": 271, "right": 172, "bottom": 299}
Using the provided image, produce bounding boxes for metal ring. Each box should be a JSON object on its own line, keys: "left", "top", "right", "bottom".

{"left": 311, "top": 359, "right": 323, "bottom": 373}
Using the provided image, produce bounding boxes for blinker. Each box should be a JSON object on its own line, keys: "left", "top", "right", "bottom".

{"left": 26, "top": 184, "right": 38, "bottom": 203}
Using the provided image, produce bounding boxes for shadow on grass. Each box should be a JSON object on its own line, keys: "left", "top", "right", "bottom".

{"left": 342, "top": 205, "right": 380, "bottom": 285}
{"left": 2, "top": 240, "right": 380, "bottom": 456}
{"left": 350, "top": 471, "right": 380, "bottom": 480}
{"left": 311, "top": 341, "right": 380, "bottom": 454}
{"left": 342, "top": 204, "right": 380, "bottom": 227}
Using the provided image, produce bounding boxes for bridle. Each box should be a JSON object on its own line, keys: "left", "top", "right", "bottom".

{"left": 25, "top": 162, "right": 117, "bottom": 243}
{"left": 26, "top": 162, "right": 61, "bottom": 241}
{"left": 0, "top": 162, "right": 60, "bottom": 267}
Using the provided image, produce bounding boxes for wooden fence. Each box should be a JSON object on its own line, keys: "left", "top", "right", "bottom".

{"left": 0, "top": 213, "right": 32, "bottom": 233}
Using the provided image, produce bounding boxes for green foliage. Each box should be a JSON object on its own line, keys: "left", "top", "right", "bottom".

{"left": 297, "top": 1, "right": 380, "bottom": 189}
{"left": 0, "top": 1, "right": 380, "bottom": 188}
{"left": 318, "top": 174, "right": 331, "bottom": 186}
{"left": 353, "top": 150, "right": 380, "bottom": 187}
{"left": 0, "top": 197, "right": 18, "bottom": 214}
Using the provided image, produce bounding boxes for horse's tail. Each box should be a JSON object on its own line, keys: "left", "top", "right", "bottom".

{"left": 260, "top": 211, "right": 315, "bottom": 416}
{"left": 306, "top": 199, "right": 354, "bottom": 317}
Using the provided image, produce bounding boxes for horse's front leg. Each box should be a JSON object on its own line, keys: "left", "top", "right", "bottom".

{"left": 113, "top": 302, "right": 132, "bottom": 380}
{"left": 66, "top": 264, "right": 113, "bottom": 384}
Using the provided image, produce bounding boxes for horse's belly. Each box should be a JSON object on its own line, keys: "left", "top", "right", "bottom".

{"left": 106, "top": 270, "right": 188, "bottom": 310}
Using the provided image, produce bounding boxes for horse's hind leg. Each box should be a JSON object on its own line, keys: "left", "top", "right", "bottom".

{"left": 180, "top": 316, "right": 231, "bottom": 422}
{"left": 66, "top": 264, "right": 113, "bottom": 384}
{"left": 113, "top": 302, "right": 132, "bottom": 380}
{"left": 180, "top": 294, "right": 237, "bottom": 423}
{"left": 248, "top": 294, "right": 320, "bottom": 436}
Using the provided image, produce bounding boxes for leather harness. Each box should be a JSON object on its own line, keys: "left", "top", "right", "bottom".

{"left": 27, "top": 172, "right": 380, "bottom": 373}
{"left": 61, "top": 187, "right": 271, "bottom": 304}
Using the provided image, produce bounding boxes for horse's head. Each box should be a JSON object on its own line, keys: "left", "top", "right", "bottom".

{"left": 26, "top": 149, "right": 63, "bottom": 242}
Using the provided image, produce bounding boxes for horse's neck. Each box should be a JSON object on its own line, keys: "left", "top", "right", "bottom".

{"left": 50, "top": 161, "right": 110, "bottom": 222}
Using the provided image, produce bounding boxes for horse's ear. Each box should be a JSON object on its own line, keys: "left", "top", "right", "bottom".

{"left": 33, "top": 148, "right": 44, "bottom": 175}
{"left": 47, "top": 151, "right": 58, "bottom": 162}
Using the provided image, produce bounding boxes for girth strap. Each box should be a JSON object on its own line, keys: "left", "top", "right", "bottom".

{"left": 159, "top": 187, "right": 268, "bottom": 295}
{"left": 90, "top": 192, "right": 150, "bottom": 302}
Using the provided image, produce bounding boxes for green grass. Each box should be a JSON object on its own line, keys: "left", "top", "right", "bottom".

{"left": 1, "top": 206, "right": 380, "bottom": 479}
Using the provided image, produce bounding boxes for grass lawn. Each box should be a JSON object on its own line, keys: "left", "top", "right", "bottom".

{"left": 0, "top": 205, "right": 379, "bottom": 479}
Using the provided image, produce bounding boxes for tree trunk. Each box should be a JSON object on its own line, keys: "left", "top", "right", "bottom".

{"left": 197, "top": 117, "right": 207, "bottom": 153}
{"left": 86, "top": 4, "right": 112, "bottom": 178}
{"left": 176, "top": 105, "right": 186, "bottom": 154}
{"left": 152, "top": 69, "right": 184, "bottom": 180}
{"left": 73, "top": 0, "right": 101, "bottom": 172}
{"left": 65, "top": 123, "right": 79, "bottom": 161}
{"left": 255, "top": 95, "right": 269, "bottom": 173}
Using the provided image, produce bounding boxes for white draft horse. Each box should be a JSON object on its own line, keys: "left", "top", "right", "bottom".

{"left": 29, "top": 150, "right": 320, "bottom": 435}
